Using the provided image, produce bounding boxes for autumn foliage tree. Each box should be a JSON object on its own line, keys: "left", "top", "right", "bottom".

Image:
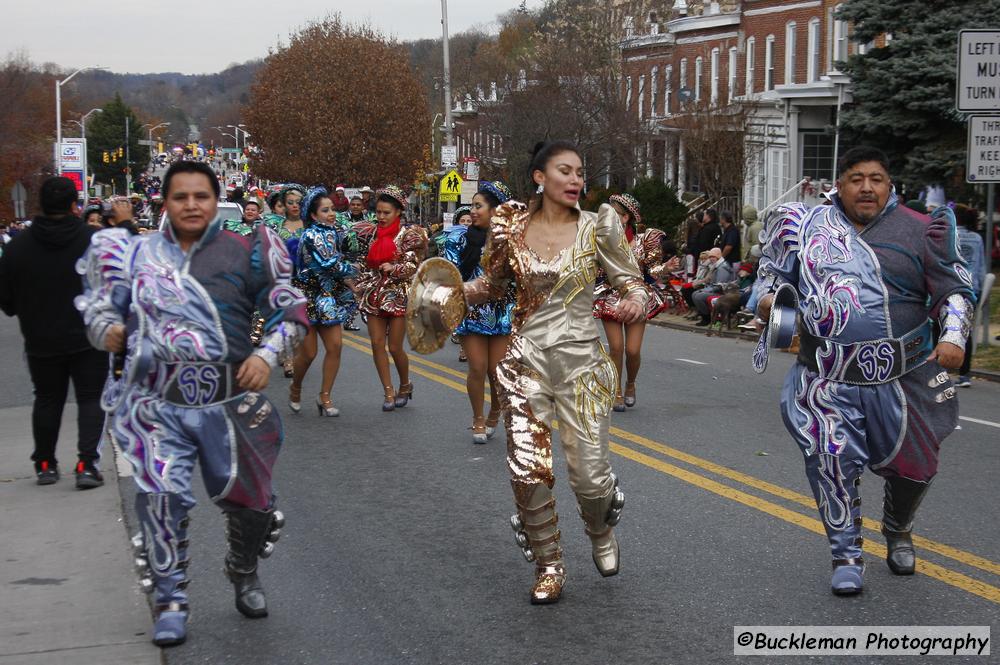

{"left": 244, "top": 16, "right": 431, "bottom": 186}
{"left": 0, "top": 53, "right": 58, "bottom": 219}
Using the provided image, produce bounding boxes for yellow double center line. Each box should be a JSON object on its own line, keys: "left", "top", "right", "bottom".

{"left": 340, "top": 330, "right": 1000, "bottom": 605}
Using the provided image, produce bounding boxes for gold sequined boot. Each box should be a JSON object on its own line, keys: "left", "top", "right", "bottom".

{"left": 510, "top": 483, "right": 565, "bottom": 604}
{"left": 577, "top": 476, "right": 625, "bottom": 577}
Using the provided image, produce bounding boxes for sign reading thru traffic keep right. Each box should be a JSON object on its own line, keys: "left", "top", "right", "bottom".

{"left": 957, "top": 30, "right": 1000, "bottom": 112}
{"left": 967, "top": 115, "right": 1000, "bottom": 182}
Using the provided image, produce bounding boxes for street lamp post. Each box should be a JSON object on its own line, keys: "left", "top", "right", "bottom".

{"left": 441, "top": 0, "right": 455, "bottom": 214}
{"left": 55, "top": 66, "right": 106, "bottom": 174}
{"left": 213, "top": 126, "right": 238, "bottom": 149}
{"left": 227, "top": 124, "right": 248, "bottom": 149}
{"left": 67, "top": 108, "right": 102, "bottom": 190}
{"left": 144, "top": 122, "right": 170, "bottom": 160}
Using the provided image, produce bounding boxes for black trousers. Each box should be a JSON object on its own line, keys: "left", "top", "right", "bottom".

{"left": 959, "top": 340, "right": 974, "bottom": 377}
{"left": 26, "top": 349, "right": 108, "bottom": 467}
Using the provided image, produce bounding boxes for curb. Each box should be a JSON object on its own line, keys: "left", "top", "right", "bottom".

{"left": 648, "top": 316, "right": 1000, "bottom": 384}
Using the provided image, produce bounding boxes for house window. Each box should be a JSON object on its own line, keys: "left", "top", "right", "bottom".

{"left": 807, "top": 18, "right": 821, "bottom": 82}
{"left": 765, "top": 35, "right": 775, "bottom": 91}
{"left": 710, "top": 48, "right": 720, "bottom": 105}
{"left": 785, "top": 22, "right": 797, "bottom": 85}
{"left": 728, "top": 47, "right": 737, "bottom": 102}
{"left": 832, "top": 4, "right": 848, "bottom": 68}
{"left": 626, "top": 75, "right": 633, "bottom": 111}
{"left": 650, "top": 66, "right": 659, "bottom": 116}
{"left": 639, "top": 75, "right": 646, "bottom": 120}
{"left": 695, "top": 56, "right": 703, "bottom": 102}
{"left": 745, "top": 37, "right": 755, "bottom": 95}
{"left": 767, "top": 146, "right": 788, "bottom": 205}
{"left": 680, "top": 58, "right": 688, "bottom": 90}
{"left": 664, "top": 65, "right": 673, "bottom": 115}
{"left": 801, "top": 132, "right": 836, "bottom": 181}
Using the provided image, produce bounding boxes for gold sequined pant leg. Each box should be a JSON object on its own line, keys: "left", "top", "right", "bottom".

{"left": 495, "top": 335, "right": 556, "bottom": 489}
{"left": 555, "top": 342, "right": 617, "bottom": 501}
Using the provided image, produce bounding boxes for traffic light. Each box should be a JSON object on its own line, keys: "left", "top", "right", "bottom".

{"left": 103, "top": 151, "right": 109, "bottom": 163}
{"left": 118, "top": 147, "right": 124, "bottom": 158}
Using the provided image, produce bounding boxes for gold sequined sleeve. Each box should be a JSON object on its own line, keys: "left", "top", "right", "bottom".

{"left": 640, "top": 228, "right": 670, "bottom": 280}
{"left": 596, "top": 204, "right": 648, "bottom": 303}
{"left": 464, "top": 209, "right": 516, "bottom": 306}
{"left": 386, "top": 226, "right": 428, "bottom": 280}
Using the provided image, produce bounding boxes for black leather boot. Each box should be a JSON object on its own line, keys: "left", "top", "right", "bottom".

{"left": 224, "top": 507, "right": 283, "bottom": 618}
{"left": 881, "top": 476, "right": 931, "bottom": 576}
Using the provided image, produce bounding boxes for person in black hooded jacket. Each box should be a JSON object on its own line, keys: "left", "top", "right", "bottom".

{"left": 0, "top": 176, "right": 107, "bottom": 488}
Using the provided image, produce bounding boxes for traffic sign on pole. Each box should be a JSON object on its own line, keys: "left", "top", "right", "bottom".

{"left": 441, "top": 145, "right": 457, "bottom": 169}
{"left": 438, "top": 169, "right": 462, "bottom": 202}
{"left": 957, "top": 29, "right": 1000, "bottom": 112}
{"left": 967, "top": 115, "right": 1000, "bottom": 182}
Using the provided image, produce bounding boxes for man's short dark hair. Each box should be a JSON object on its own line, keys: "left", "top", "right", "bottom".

{"left": 837, "top": 146, "right": 890, "bottom": 179}
{"left": 350, "top": 196, "right": 363, "bottom": 203}
{"left": 244, "top": 200, "right": 261, "bottom": 210}
{"left": 703, "top": 207, "right": 719, "bottom": 225}
{"left": 163, "top": 161, "right": 220, "bottom": 199}
{"left": 39, "top": 176, "right": 78, "bottom": 216}
{"left": 720, "top": 211, "right": 733, "bottom": 225}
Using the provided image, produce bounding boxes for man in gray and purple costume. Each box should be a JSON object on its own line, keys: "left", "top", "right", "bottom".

{"left": 76, "top": 161, "right": 308, "bottom": 646}
{"left": 755, "top": 146, "right": 973, "bottom": 596}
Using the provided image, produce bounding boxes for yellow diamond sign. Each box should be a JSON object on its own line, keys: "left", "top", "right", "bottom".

{"left": 438, "top": 169, "right": 463, "bottom": 203}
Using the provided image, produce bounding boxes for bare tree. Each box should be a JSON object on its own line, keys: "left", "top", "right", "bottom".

{"left": 671, "top": 96, "right": 762, "bottom": 206}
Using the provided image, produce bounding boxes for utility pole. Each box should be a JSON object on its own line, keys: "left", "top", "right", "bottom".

{"left": 441, "top": 0, "right": 455, "bottom": 214}
{"left": 125, "top": 115, "right": 131, "bottom": 194}
{"left": 983, "top": 183, "right": 994, "bottom": 348}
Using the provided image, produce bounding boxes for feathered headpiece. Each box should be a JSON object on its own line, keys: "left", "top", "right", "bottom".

{"left": 609, "top": 193, "right": 641, "bottom": 225}
{"left": 300, "top": 186, "right": 329, "bottom": 223}
{"left": 280, "top": 183, "right": 307, "bottom": 202}
{"left": 478, "top": 180, "right": 512, "bottom": 205}
{"left": 376, "top": 184, "right": 408, "bottom": 210}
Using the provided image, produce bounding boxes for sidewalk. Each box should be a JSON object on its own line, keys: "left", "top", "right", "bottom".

{"left": 0, "top": 404, "right": 160, "bottom": 665}
{"left": 649, "top": 311, "right": 1000, "bottom": 383}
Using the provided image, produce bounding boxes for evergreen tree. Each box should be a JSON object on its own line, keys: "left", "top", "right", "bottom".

{"left": 837, "top": 1, "right": 1000, "bottom": 193}
{"left": 86, "top": 93, "right": 144, "bottom": 193}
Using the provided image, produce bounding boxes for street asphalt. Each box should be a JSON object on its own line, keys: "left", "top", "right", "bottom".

{"left": 0, "top": 313, "right": 997, "bottom": 664}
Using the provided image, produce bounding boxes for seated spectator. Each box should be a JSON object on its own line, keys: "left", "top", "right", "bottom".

{"left": 710, "top": 262, "right": 757, "bottom": 330}
{"left": 690, "top": 248, "right": 736, "bottom": 326}
{"left": 681, "top": 250, "right": 712, "bottom": 316}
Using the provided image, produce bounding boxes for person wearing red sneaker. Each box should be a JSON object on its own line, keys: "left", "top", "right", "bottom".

{"left": 0, "top": 177, "right": 106, "bottom": 489}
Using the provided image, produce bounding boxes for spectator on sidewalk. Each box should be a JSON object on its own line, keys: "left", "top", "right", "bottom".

{"left": 740, "top": 204, "right": 762, "bottom": 260}
{"left": 332, "top": 186, "right": 350, "bottom": 213}
{"left": 719, "top": 210, "right": 741, "bottom": 267}
{"left": 695, "top": 208, "right": 722, "bottom": 256}
{"left": 691, "top": 249, "right": 736, "bottom": 326}
{"left": 0, "top": 176, "right": 106, "bottom": 488}
{"left": 954, "top": 204, "right": 986, "bottom": 387}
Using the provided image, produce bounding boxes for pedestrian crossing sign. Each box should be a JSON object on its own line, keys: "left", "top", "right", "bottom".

{"left": 438, "top": 169, "right": 463, "bottom": 202}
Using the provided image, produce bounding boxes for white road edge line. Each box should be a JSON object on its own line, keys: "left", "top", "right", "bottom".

{"left": 675, "top": 358, "right": 707, "bottom": 365}
{"left": 959, "top": 416, "right": 1000, "bottom": 430}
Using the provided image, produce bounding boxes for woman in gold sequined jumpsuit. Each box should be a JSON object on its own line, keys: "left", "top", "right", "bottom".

{"left": 463, "top": 141, "right": 650, "bottom": 604}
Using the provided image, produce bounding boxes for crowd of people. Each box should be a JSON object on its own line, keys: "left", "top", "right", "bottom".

{"left": 0, "top": 141, "right": 989, "bottom": 648}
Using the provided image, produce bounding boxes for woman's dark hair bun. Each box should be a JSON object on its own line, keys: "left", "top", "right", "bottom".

{"left": 527, "top": 140, "right": 581, "bottom": 188}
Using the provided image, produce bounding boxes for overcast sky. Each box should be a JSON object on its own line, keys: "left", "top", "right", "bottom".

{"left": 8, "top": 1, "right": 540, "bottom": 75}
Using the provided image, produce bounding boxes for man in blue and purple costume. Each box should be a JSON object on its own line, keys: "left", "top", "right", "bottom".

{"left": 75, "top": 161, "right": 308, "bottom": 646}
{"left": 754, "top": 146, "right": 974, "bottom": 596}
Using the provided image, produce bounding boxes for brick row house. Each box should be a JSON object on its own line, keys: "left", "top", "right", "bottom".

{"left": 620, "top": 0, "right": 866, "bottom": 211}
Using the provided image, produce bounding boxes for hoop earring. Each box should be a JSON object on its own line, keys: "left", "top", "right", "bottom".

{"left": 536, "top": 184, "right": 544, "bottom": 194}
